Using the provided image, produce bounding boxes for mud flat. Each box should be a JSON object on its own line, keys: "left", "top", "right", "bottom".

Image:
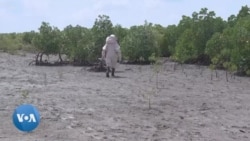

{"left": 0, "top": 53, "right": 250, "bottom": 141}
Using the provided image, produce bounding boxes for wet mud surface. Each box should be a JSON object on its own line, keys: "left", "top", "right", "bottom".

{"left": 0, "top": 53, "right": 250, "bottom": 141}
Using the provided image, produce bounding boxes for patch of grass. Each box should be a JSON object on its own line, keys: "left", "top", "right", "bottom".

{"left": 19, "top": 89, "right": 30, "bottom": 104}
{"left": 21, "top": 90, "right": 29, "bottom": 99}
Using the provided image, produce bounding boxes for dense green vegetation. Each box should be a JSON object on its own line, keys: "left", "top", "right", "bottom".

{"left": 1, "top": 6, "right": 249, "bottom": 75}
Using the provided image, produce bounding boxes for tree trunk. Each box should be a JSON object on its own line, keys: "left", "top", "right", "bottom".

{"left": 40, "top": 52, "right": 44, "bottom": 63}
{"left": 35, "top": 53, "right": 40, "bottom": 64}
{"left": 58, "top": 52, "right": 63, "bottom": 63}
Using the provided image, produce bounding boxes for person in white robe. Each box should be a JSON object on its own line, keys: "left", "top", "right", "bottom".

{"left": 102, "top": 34, "right": 122, "bottom": 77}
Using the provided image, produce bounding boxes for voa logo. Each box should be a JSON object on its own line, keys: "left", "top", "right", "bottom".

{"left": 12, "top": 104, "right": 40, "bottom": 132}
{"left": 16, "top": 113, "right": 37, "bottom": 123}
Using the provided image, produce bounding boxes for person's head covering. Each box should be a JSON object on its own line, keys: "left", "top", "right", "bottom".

{"left": 110, "top": 34, "right": 116, "bottom": 38}
{"left": 106, "top": 34, "right": 117, "bottom": 44}
{"left": 109, "top": 34, "right": 117, "bottom": 41}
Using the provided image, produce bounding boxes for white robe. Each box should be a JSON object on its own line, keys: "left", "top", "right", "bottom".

{"left": 102, "top": 36, "right": 121, "bottom": 68}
